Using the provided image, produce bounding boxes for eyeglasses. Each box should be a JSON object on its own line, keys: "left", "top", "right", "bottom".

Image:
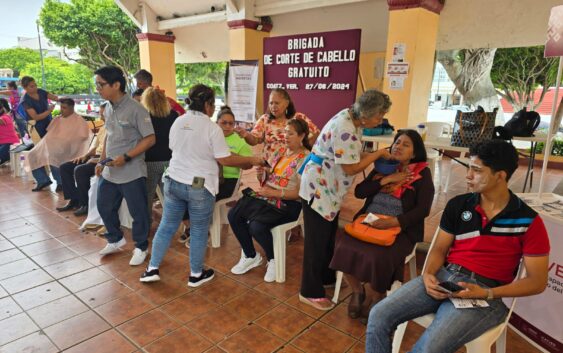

{"left": 219, "top": 121, "right": 235, "bottom": 126}
{"left": 95, "top": 81, "right": 109, "bottom": 89}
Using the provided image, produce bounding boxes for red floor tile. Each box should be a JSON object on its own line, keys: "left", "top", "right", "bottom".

{"left": 144, "top": 327, "right": 213, "bottom": 353}
{"left": 12, "top": 281, "right": 70, "bottom": 310}
{"left": 218, "top": 324, "right": 284, "bottom": 353}
{"left": 64, "top": 329, "right": 137, "bottom": 353}
{"left": 76, "top": 279, "right": 134, "bottom": 308}
{"left": 9, "top": 231, "right": 53, "bottom": 247}
{"left": 160, "top": 292, "right": 218, "bottom": 324}
{"left": 255, "top": 304, "right": 315, "bottom": 341}
{"left": 186, "top": 307, "right": 249, "bottom": 344}
{"left": 59, "top": 267, "right": 112, "bottom": 292}
{"left": 43, "top": 257, "right": 94, "bottom": 279}
{"left": 195, "top": 275, "right": 249, "bottom": 304}
{"left": 95, "top": 292, "right": 155, "bottom": 326}
{"left": 30, "top": 246, "right": 79, "bottom": 267}
{"left": 223, "top": 289, "right": 280, "bottom": 321}
{"left": 291, "top": 322, "right": 356, "bottom": 353}
{"left": 117, "top": 309, "right": 180, "bottom": 347}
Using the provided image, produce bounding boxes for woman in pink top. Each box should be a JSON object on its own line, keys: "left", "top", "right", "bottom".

{"left": 0, "top": 81, "right": 25, "bottom": 137}
{"left": 0, "top": 98, "right": 20, "bottom": 165}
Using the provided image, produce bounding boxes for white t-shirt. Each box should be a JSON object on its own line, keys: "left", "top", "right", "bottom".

{"left": 167, "top": 110, "right": 231, "bottom": 195}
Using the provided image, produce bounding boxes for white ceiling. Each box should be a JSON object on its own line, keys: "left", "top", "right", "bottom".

{"left": 116, "top": 0, "right": 562, "bottom": 63}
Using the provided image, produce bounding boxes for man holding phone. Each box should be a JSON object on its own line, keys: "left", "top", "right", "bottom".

{"left": 365, "top": 140, "right": 550, "bottom": 353}
{"left": 94, "top": 66, "right": 155, "bottom": 266}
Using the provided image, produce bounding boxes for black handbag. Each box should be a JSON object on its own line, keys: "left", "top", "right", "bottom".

{"left": 450, "top": 107, "right": 498, "bottom": 147}
{"left": 504, "top": 108, "right": 541, "bottom": 137}
{"left": 230, "top": 187, "right": 288, "bottom": 224}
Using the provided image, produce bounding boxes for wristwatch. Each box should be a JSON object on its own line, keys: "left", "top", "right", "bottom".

{"left": 486, "top": 288, "right": 494, "bottom": 300}
{"left": 123, "top": 153, "right": 132, "bottom": 162}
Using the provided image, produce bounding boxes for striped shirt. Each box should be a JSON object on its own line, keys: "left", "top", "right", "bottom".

{"left": 440, "top": 192, "right": 550, "bottom": 284}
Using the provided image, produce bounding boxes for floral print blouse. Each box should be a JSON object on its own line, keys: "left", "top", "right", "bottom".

{"left": 251, "top": 112, "right": 319, "bottom": 166}
{"left": 299, "top": 109, "right": 362, "bottom": 221}
{"left": 267, "top": 148, "right": 308, "bottom": 192}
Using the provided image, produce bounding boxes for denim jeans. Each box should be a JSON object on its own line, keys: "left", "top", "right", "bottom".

{"left": 32, "top": 166, "right": 61, "bottom": 185}
{"left": 59, "top": 161, "right": 96, "bottom": 205}
{"left": 149, "top": 176, "right": 215, "bottom": 274}
{"left": 97, "top": 177, "right": 150, "bottom": 251}
{"left": 0, "top": 144, "right": 10, "bottom": 164}
{"left": 365, "top": 266, "right": 509, "bottom": 353}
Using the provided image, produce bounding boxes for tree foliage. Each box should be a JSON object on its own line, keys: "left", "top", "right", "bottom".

{"left": 0, "top": 48, "right": 41, "bottom": 77}
{"left": 491, "top": 46, "right": 558, "bottom": 111}
{"left": 176, "top": 62, "right": 227, "bottom": 96}
{"left": 39, "top": 0, "right": 139, "bottom": 77}
{"left": 20, "top": 57, "right": 93, "bottom": 94}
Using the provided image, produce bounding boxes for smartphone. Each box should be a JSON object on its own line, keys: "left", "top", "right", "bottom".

{"left": 192, "top": 176, "right": 205, "bottom": 189}
{"left": 99, "top": 158, "right": 113, "bottom": 166}
{"left": 437, "top": 281, "right": 464, "bottom": 294}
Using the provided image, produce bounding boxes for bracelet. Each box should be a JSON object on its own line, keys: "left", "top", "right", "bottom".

{"left": 281, "top": 188, "right": 286, "bottom": 199}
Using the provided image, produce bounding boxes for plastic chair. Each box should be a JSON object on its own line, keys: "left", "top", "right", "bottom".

{"left": 391, "top": 228, "right": 525, "bottom": 353}
{"left": 271, "top": 211, "right": 304, "bottom": 283}
{"left": 209, "top": 173, "right": 243, "bottom": 248}
{"left": 331, "top": 242, "right": 418, "bottom": 304}
{"left": 424, "top": 122, "right": 452, "bottom": 189}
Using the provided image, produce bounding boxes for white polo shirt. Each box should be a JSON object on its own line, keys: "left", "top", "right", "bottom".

{"left": 167, "top": 110, "right": 230, "bottom": 195}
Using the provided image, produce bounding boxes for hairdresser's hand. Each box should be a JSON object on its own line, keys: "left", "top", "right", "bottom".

{"left": 95, "top": 164, "right": 104, "bottom": 176}
{"left": 235, "top": 127, "right": 249, "bottom": 138}
{"left": 375, "top": 149, "right": 392, "bottom": 160}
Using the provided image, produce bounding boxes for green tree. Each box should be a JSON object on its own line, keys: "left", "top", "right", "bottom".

{"left": 0, "top": 48, "right": 41, "bottom": 77}
{"left": 491, "top": 46, "right": 558, "bottom": 111}
{"left": 20, "top": 57, "right": 93, "bottom": 94}
{"left": 39, "top": 0, "right": 139, "bottom": 77}
{"left": 176, "top": 62, "right": 227, "bottom": 96}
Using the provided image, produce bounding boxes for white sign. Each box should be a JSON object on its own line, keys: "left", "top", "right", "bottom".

{"left": 387, "top": 63, "right": 409, "bottom": 76}
{"left": 392, "top": 43, "right": 406, "bottom": 63}
{"left": 227, "top": 60, "right": 259, "bottom": 123}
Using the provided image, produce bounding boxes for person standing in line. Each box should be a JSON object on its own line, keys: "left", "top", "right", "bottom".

{"left": 94, "top": 66, "right": 156, "bottom": 266}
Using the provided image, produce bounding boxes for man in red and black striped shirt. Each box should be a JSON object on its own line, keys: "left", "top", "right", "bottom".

{"left": 366, "top": 140, "right": 550, "bottom": 353}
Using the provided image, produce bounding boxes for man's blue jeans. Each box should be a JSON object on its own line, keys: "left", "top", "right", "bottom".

{"left": 365, "top": 266, "right": 509, "bottom": 353}
{"left": 149, "top": 176, "right": 215, "bottom": 274}
{"left": 97, "top": 177, "right": 150, "bottom": 251}
{"left": 32, "top": 166, "right": 61, "bottom": 185}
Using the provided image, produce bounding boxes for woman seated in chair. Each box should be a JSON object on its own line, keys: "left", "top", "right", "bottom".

{"left": 330, "top": 129, "right": 434, "bottom": 322}
{"left": 179, "top": 106, "right": 253, "bottom": 245}
{"left": 228, "top": 118, "right": 311, "bottom": 282}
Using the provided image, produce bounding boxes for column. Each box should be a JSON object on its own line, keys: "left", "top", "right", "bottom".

{"left": 136, "top": 33, "right": 178, "bottom": 99}
{"left": 383, "top": 0, "right": 444, "bottom": 128}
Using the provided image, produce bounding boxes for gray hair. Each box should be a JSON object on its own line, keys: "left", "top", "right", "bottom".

{"left": 351, "top": 89, "right": 391, "bottom": 120}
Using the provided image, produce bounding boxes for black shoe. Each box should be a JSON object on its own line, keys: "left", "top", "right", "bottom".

{"left": 32, "top": 181, "right": 52, "bottom": 192}
{"left": 140, "top": 268, "right": 160, "bottom": 282}
{"left": 55, "top": 184, "right": 63, "bottom": 192}
{"left": 178, "top": 229, "right": 190, "bottom": 243}
{"left": 56, "top": 200, "right": 79, "bottom": 212}
{"left": 73, "top": 206, "right": 88, "bottom": 216}
{"left": 188, "top": 268, "right": 215, "bottom": 287}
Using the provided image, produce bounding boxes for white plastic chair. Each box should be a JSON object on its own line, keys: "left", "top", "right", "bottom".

{"left": 271, "top": 211, "right": 304, "bottom": 283}
{"left": 391, "top": 228, "right": 525, "bottom": 353}
{"left": 209, "top": 173, "right": 243, "bottom": 248}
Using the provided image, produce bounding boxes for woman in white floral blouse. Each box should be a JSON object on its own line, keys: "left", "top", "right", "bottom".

{"left": 298, "top": 89, "right": 393, "bottom": 310}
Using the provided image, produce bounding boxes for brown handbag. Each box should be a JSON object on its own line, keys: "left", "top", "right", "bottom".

{"left": 450, "top": 108, "right": 497, "bottom": 147}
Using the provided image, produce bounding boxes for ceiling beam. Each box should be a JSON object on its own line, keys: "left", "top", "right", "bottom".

{"left": 113, "top": 0, "right": 142, "bottom": 29}
{"left": 157, "top": 10, "right": 227, "bottom": 30}
{"left": 255, "top": 0, "right": 368, "bottom": 17}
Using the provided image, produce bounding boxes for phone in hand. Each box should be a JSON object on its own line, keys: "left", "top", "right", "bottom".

{"left": 437, "top": 281, "right": 464, "bottom": 294}
{"left": 99, "top": 158, "right": 113, "bottom": 166}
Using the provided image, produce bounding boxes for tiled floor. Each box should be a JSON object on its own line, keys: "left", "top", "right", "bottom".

{"left": 0, "top": 159, "right": 560, "bottom": 353}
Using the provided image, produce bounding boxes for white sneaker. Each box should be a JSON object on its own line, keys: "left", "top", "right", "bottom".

{"left": 230, "top": 251, "right": 263, "bottom": 275}
{"left": 129, "top": 248, "right": 148, "bottom": 266}
{"left": 264, "top": 259, "right": 276, "bottom": 282}
{"left": 99, "top": 238, "right": 126, "bottom": 255}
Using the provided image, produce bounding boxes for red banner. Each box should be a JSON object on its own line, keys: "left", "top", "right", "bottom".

{"left": 545, "top": 5, "right": 563, "bottom": 58}
{"left": 263, "top": 29, "right": 361, "bottom": 128}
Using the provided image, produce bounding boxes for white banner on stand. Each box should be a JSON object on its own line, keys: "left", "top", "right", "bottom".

{"left": 227, "top": 60, "right": 259, "bottom": 123}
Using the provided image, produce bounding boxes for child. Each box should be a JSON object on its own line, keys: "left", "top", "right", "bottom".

{"left": 0, "top": 98, "right": 20, "bottom": 165}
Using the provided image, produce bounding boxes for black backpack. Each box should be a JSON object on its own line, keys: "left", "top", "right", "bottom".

{"left": 504, "top": 108, "right": 541, "bottom": 137}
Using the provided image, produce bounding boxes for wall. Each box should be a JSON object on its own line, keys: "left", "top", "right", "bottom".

{"left": 357, "top": 51, "right": 386, "bottom": 97}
